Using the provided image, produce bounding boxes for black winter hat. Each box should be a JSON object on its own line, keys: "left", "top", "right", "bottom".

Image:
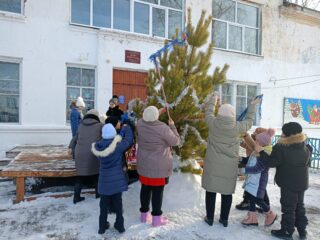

{"left": 282, "top": 122, "right": 302, "bottom": 137}
{"left": 105, "top": 116, "right": 119, "bottom": 127}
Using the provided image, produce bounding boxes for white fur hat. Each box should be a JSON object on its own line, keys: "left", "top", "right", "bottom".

{"left": 76, "top": 96, "right": 85, "bottom": 108}
{"left": 86, "top": 109, "right": 100, "bottom": 119}
{"left": 143, "top": 106, "right": 159, "bottom": 122}
{"left": 218, "top": 104, "right": 235, "bottom": 118}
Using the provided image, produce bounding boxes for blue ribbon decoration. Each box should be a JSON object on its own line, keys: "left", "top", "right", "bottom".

{"left": 237, "top": 94, "right": 263, "bottom": 121}
{"left": 149, "top": 34, "right": 188, "bottom": 65}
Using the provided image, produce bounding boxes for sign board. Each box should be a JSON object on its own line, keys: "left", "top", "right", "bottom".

{"left": 284, "top": 97, "right": 320, "bottom": 127}
{"left": 125, "top": 50, "right": 141, "bottom": 64}
{"left": 119, "top": 95, "right": 125, "bottom": 104}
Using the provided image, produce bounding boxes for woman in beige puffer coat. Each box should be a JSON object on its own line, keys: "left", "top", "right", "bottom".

{"left": 202, "top": 93, "right": 260, "bottom": 227}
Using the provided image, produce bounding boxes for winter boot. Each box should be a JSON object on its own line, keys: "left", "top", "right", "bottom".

{"left": 73, "top": 183, "right": 85, "bottom": 204}
{"left": 114, "top": 222, "right": 125, "bottom": 233}
{"left": 140, "top": 212, "right": 151, "bottom": 223}
{"left": 235, "top": 200, "right": 250, "bottom": 211}
{"left": 271, "top": 229, "right": 293, "bottom": 240}
{"left": 241, "top": 211, "right": 258, "bottom": 226}
{"left": 204, "top": 216, "right": 213, "bottom": 226}
{"left": 95, "top": 186, "right": 100, "bottom": 199}
{"left": 219, "top": 218, "right": 228, "bottom": 227}
{"left": 298, "top": 229, "right": 307, "bottom": 240}
{"left": 152, "top": 215, "right": 168, "bottom": 227}
{"left": 264, "top": 210, "right": 277, "bottom": 226}
{"left": 98, "top": 221, "right": 110, "bottom": 234}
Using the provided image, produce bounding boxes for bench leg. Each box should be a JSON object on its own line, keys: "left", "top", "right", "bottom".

{"left": 15, "top": 177, "right": 25, "bottom": 203}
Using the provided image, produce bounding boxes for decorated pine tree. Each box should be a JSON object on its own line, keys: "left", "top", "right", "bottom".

{"left": 131, "top": 9, "right": 229, "bottom": 172}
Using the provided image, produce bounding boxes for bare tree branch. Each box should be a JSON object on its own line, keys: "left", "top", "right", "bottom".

{"left": 287, "top": 0, "right": 320, "bottom": 9}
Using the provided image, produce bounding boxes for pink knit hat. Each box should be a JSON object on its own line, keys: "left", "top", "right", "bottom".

{"left": 255, "top": 128, "right": 276, "bottom": 146}
{"left": 218, "top": 104, "right": 235, "bottom": 118}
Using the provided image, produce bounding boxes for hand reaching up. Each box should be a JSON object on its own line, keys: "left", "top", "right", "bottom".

{"left": 168, "top": 118, "right": 174, "bottom": 126}
{"left": 159, "top": 108, "right": 167, "bottom": 115}
{"left": 251, "top": 97, "right": 261, "bottom": 105}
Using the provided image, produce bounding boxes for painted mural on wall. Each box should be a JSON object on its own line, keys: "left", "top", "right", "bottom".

{"left": 284, "top": 98, "right": 320, "bottom": 127}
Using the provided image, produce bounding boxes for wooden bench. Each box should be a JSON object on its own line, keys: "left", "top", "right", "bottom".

{"left": 0, "top": 147, "right": 76, "bottom": 203}
{"left": 0, "top": 145, "right": 138, "bottom": 203}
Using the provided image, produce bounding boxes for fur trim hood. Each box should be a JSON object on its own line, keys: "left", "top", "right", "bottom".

{"left": 277, "top": 133, "right": 307, "bottom": 146}
{"left": 91, "top": 135, "right": 122, "bottom": 157}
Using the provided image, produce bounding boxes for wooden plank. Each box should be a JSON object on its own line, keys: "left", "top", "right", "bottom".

{"left": 15, "top": 177, "right": 25, "bottom": 203}
{"left": 6, "top": 145, "right": 67, "bottom": 158}
{"left": 0, "top": 171, "right": 76, "bottom": 178}
{"left": 24, "top": 190, "right": 96, "bottom": 203}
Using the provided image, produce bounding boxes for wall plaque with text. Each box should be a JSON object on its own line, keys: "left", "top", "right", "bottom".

{"left": 125, "top": 50, "right": 141, "bottom": 64}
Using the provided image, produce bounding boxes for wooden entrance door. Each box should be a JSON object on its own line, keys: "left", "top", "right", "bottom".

{"left": 113, "top": 69, "right": 148, "bottom": 111}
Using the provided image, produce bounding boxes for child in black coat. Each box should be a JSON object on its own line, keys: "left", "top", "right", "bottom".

{"left": 255, "top": 122, "right": 311, "bottom": 240}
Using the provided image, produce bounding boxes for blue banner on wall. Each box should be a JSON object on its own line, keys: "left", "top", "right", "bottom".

{"left": 284, "top": 97, "right": 320, "bottom": 127}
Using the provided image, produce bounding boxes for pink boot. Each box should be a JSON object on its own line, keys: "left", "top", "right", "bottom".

{"left": 140, "top": 212, "right": 151, "bottom": 223}
{"left": 152, "top": 215, "right": 168, "bottom": 227}
{"left": 265, "top": 210, "right": 277, "bottom": 226}
{"left": 241, "top": 211, "right": 259, "bottom": 226}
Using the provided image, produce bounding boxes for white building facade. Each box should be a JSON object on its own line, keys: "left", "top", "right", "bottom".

{"left": 0, "top": 0, "right": 319, "bottom": 156}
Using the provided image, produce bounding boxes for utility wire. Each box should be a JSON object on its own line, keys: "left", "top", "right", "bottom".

{"left": 261, "top": 78, "right": 320, "bottom": 90}
{"left": 271, "top": 74, "right": 320, "bottom": 82}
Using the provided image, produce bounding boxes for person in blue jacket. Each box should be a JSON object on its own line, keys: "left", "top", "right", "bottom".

{"left": 91, "top": 123, "right": 133, "bottom": 235}
{"left": 70, "top": 97, "right": 85, "bottom": 137}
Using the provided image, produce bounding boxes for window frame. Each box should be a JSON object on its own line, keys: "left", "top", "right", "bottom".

{"left": 0, "top": 0, "right": 24, "bottom": 15}
{"left": 216, "top": 81, "right": 260, "bottom": 126}
{"left": 212, "top": 0, "right": 261, "bottom": 55}
{"left": 69, "top": 0, "right": 184, "bottom": 39}
{"left": 0, "top": 57, "right": 22, "bottom": 125}
{"left": 66, "top": 64, "right": 97, "bottom": 124}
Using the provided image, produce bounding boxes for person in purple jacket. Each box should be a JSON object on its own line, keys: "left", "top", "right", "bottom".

{"left": 241, "top": 128, "right": 278, "bottom": 227}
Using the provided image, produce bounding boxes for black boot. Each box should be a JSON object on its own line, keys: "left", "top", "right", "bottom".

{"left": 235, "top": 200, "right": 250, "bottom": 211}
{"left": 98, "top": 221, "right": 110, "bottom": 234}
{"left": 73, "top": 183, "right": 85, "bottom": 204}
{"left": 114, "top": 222, "right": 125, "bottom": 233}
{"left": 298, "top": 229, "right": 307, "bottom": 240}
{"left": 271, "top": 229, "right": 293, "bottom": 240}
{"left": 219, "top": 218, "right": 228, "bottom": 227}
{"left": 204, "top": 216, "right": 213, "bottom": 226}
{"left": 95, "top": 186, "right": 100, "bottom": 199}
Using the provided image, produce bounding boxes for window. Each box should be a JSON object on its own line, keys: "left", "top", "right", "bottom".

{"left": 66, "top": 66, "right": 95, "bottom": 121}
{"left": 0, "top": 61, "right": 20, "bottom": 123}
{"left": 114, "top": 0, "right": 130, "bottom": 31}
{"left": 71, "top": 0, "right": 184, "bottom": 38}
{"left": 93, "top": 0, "right": 111, "bottom": 28}
{"left": 212, "top": 0, "right": 260, "bottom": 55}
{"left": 0, "top": 0, "right": 22, "bottom": 14}
{"left": 216, "top": 82, "right": 259, "bottom": 125}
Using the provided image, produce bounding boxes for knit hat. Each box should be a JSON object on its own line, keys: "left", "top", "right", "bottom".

{"left": 143, "top": 106, "right": 159, "bottom": 122}
{"left": 218, "top": 104, "right": 235, "bottom": 118}
{"left": 76, "top": 97, "right": 85, "bottom": 108}
{"left": 256, "top": 128, "right": 276, "bottom": 146}
{"left": 102, "top": 124, "right": 117, "bottom": 139}
{"left": 86, "top": 109, "right": 100, "bottom": 119}
{"left": 282, "top": 122, "right": 302, "bottom": 137}
{"left": 105, "top": 116, "right": 119, "bottom": 128}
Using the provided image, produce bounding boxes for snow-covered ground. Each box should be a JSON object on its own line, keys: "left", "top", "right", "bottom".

{"left": 0, "top": 170, "right": 319, "bottom": 240}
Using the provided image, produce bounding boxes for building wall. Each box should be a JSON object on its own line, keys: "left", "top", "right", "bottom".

{"left": 0, "top": 0, "right": 319, "bottom": 156}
